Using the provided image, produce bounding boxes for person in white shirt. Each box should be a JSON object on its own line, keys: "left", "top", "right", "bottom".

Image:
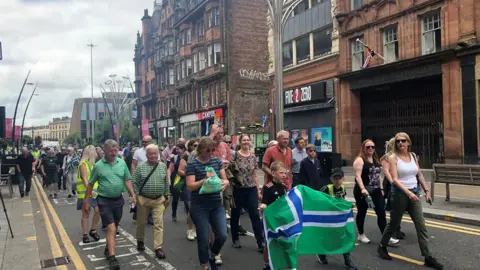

{"left": 131, "top": 136, "right": 152, "bottom": 175}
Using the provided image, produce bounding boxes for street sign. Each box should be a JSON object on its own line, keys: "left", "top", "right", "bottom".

{"left": 0, "top": 42, "right": 2, "bottom": 60}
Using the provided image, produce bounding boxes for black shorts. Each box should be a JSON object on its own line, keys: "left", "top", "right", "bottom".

{"left": 45, "top": 174, "right": 59, "bottom": 186}
{"left": 97, "top": 195, "right": 124, "bottom": 227}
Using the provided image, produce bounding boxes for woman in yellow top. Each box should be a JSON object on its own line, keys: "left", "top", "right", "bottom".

{"left": 77, "top": 145, "right": 101, "bottom": 243}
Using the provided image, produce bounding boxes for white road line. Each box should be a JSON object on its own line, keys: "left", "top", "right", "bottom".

{"left": 226, "top": 224, "right": 255, "bottom": 237}
{"left": 117, "top": 227, "right": 177, "bottom": 270}
{"left": 87, "top": 247, "right": 139, "bottom": 262}
{"left": 82, "top": 242, "right": 129, "bottom": 251}
{"left": 52, "top": 199, "right": 58, "bottom": 204}
{"left": 94, "top": 256, "right": 154, "bottom": 270}
{"left": 79, "top": 235, "right": 122, "bottom": 246}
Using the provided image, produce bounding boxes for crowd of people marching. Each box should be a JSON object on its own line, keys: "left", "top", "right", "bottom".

{"left": 14, "top": 126, "right": 444, "bottom": 270}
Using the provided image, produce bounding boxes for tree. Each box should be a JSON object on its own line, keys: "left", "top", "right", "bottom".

{"left": 23, "top": 135, "right": 33, "bottom": 145}
{"left": 63, "top": 132, "right": 81, "bottom": 146}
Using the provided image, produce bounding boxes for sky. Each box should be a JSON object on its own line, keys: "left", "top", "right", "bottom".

{"left": 0, "top": 0, "right": 153, "bottom": 127}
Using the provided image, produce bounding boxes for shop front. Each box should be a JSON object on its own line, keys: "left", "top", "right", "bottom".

{"left": 148, "top": 121, "right": 157, "bottom": 140}
{"left": 180, "top": 113, "right": 201, "bottom": 140}
{"left": 283, "top": 79, "right": 336, "bottom": 153}
{"left": 157, "top": 118, "right": 175, "bottom": 145}
{"left": 198, "top": 108, "right": 224, "bottom": 136}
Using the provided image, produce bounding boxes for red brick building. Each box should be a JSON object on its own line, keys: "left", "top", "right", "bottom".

{"left": 134, "top": 0, "right": 271, "bottom": 143}
{"left": 334, "top": 0, "right": 480, "bottom": 167}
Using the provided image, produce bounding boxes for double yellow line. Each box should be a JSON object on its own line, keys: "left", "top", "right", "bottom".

{"left": 32, "top": 176, "right": 86, "bottom": 270}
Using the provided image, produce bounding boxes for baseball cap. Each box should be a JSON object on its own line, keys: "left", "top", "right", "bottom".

{"left": 331, "top": 167, "right": 344, "bottom": 178}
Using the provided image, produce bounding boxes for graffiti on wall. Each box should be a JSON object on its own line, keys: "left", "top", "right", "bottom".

{"left": 239, "top": 69, "right": 269, "bottom": 81}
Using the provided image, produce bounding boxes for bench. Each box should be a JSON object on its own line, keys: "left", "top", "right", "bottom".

{"left": 432, "top": 164, "right": 480, "bottom": 202}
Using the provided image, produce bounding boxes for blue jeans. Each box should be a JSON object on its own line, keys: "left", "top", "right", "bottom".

{"left": 18, "top": 174, "right": 32, "bottom": 195}
{"left": 171, "top": 185, "right": 190, "bottom": 218}
{"left": 190, "top": 201, "right": 228, "bottom": 266}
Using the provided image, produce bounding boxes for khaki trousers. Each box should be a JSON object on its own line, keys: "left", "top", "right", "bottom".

{"left": 136, "top": 195, "right": 166, "bottom": 250}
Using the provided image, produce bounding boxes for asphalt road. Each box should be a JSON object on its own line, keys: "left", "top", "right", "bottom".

{"left": 32, "top": 182, "right": 480, "bottom": 269}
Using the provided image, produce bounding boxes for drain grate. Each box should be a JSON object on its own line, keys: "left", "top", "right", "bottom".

{"left": 40, "top": 257, "right": 71, "bottom": 268}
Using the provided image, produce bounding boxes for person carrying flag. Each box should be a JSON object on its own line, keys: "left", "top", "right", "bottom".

{"left": 317, "top": 167, "right": 357, "bottom": 270}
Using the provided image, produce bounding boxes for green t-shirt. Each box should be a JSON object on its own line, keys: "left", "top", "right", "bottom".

{"left": 89, "top": 157, "right": 132, "bottom": 198}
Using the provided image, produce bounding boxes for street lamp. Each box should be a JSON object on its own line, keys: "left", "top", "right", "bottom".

{"left": 12, "top": 70, "right": 33, "bottom": 151}
{"left": 21, "top": 82, "right": 39, "bottom": 144}
{"left": 266, "top": 0, "right": 303, "bottom": 132}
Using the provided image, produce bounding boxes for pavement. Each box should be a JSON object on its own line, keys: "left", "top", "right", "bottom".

{"left": 0, "top": 171, "right": 478, "bottom": 270}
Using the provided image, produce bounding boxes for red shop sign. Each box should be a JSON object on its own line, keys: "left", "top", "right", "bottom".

{"left": 198, "top": 109, "right": 223, "bottom": 120}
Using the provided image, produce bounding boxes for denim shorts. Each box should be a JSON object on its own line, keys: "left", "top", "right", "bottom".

{"left": 76, "top": 198, "right": 98, "bottom": 210}
{"left": 97, "top": 195, "right": 124, "bottom": 226}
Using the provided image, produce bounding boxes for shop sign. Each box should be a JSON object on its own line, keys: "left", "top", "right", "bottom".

{"left": 148, "top": 122, "right": 155, "bottom": 129}
{"left": 180, "top": 113, "right": 197, "bottom": 124}
{"left": 198, "top": 108, "right": 223, "bottom": 120}
{"left": 158, "top": 119, "right": 168, "bottom": 128}
{"left": 284, "top": 81, "right": 326, "bottom": 106}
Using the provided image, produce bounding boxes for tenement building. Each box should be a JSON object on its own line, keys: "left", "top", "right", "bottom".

{"left": 334, "top": 0, "right": 480, "bottom": 167}
{"left": 271, "top": 0, "right": 339, "bottom": 153}
{"left": 134, "top": 0, "right": 271, "bottom": 143}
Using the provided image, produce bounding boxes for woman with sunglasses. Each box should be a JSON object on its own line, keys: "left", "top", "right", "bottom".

{"left": 353, "top": 139, "right": 399, "bottom": 245}
{"left": 377, "top": 133, "right": 443, "bottom": 269}
{"left": 186, "top": 137, "right": 229, "bottom": 270}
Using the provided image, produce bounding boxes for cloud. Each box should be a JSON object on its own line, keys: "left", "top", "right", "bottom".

{"left": 0, "top": 0, "right": 153, "bottom": 127}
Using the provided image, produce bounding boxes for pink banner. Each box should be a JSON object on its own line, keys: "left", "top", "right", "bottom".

{"left": 113, "top": 124, "right": 118, "bottom": 137}
{"left": 142, "top": 119, "right": 149, "bottom": 137}
{"left": 14, "top": 126, "right": 21, "bottom": 141}
{"left": 5, "top": 118, "right": 12, "bottom": 139}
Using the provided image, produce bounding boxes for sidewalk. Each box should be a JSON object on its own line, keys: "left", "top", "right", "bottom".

{"left": 0, "top": 186, "right": 41, "bottom": 270}
{"left": 255, "top": 168, "right": 480, "bottom": 226}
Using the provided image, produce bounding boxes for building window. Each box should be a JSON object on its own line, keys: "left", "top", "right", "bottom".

{"left": 422, "top": 13, "right": 441, "bottom": 55}
{"left": 351, "top": 39, "right": 364, "bottom": 71}
{"left": 197, "top": 19, "right": 205, "bottom": 41}
{"left": 186, "top": 28, "right": 192, "bottom": 44}
{"left": 199, "top": 51, "right": 206, "bottom": 70}
{"left": 181, "top": 60, "right": 186, "bottom": 78}
{"left": 351, "top": 0, "right": 362, "bottom": 10}
{"left": 200, "top": 87, "right": 205, "bottom": 107}
{"left": 383, "top": 26, "right": 399, "bottom": 62}
{"left": 296, "top": 35, "right": 310, "bottom": 63}
{"left": 208, "top": 9, "right": 214, "bottom": 28}
{"left": 207, "top": 45, "right": 213, "bottom": 67}
{"left": 193, "top": 53, "right": 198, "bottom": 73}
{"left": 179, "top": 30, "right": 184, "bottom": 46}
{"left": 168, "top": 40, "right": 174, "bottom": 55}
{"left": 177, "top": 65, "right": 181, "bottom": 81}
{"left": 176, "top": 37, "right": 180, "bottom": 52}
{"left": 169, "top": 69, "right": 174, "bottom": 85}
{"left": 283, "top": 43, "right": 293, "bottom": 67}
{"left": 313, "top": 27, "right": 332, "bottom": 57}
{"left": 215, "top": 82, "right": 220, "bottom": 104}
{"left": 214, "top": 7, "right": 220, "bottom": 25}
{"left": 209, "top": 84, "right": 214, "bottom": 106}
{"left": 214, "top": 43, "right": 221, "bottom": 64}
{"left": 293, "top": 0, "right": 308, "bottom": 15}
{"left": 186, "top": 58, "right": 192, "bottom": 76}
{"left": 311, "top": 0, "right": 327, "bottom": 7}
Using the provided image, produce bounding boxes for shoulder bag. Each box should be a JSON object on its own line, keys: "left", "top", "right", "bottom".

{"left": 139, "top": 162, "right": 159, "bottom": 196}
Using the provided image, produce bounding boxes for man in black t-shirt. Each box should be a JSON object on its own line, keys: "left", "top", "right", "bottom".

{"left": 16, "top": 147, "right": 35, "bottom": 197}
{"left": 56, "top": 147, "right": 67, "bottom": 190}
{"left": 41, "top": 149, "right": 60, "bottom": 198}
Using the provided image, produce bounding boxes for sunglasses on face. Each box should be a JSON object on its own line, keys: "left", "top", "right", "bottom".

{"left": 225, "top": 141, "right": 232, "bottom": 144}
{"left": 365, "top": 145, "right": 375, "bottom": 150}
{"left": 142, "top": 141, "right": 149, "bottom": 143}
{"left": 396, "top": 139, "right": 407, "bottom": 144}
{"left": 307, "top": 149, "right": 316, "bottom": 152}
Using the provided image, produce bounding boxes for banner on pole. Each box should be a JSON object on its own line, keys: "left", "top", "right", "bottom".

{"left": 14, "top": 126, "right": 21, "bottom": 141}
{"left": 5, "top": 119, "right": 12, "bottom": 139}
{"left": 142, "top": 119, "right": 149, "bottom": 137}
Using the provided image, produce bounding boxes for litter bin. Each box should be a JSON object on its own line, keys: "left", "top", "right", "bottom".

{"left": 1, "top": 155, "right": 18, "bottom": 185}
{"left": 255, "top": 147, "right": 267, "bottom": 168}
{"left": 317, "top": 152, "right": 342, "bottom": 179}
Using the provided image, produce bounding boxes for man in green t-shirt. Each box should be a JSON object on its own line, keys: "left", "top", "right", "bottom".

{"left": 84, "top": 139, "right": 136, "bottom": 270}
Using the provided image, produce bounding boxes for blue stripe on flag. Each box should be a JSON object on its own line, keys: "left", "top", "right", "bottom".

{"left": 288, "top": 189, "right": 303, "bottom": 224}
{"left": 303, "top": 211, "right": 353, "bottom": 224}
{"left": 267, "top": 188, "right": 304, "bottom": 239}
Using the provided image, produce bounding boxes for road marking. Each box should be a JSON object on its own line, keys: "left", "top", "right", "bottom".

{"left": 34, "top": 176, "right": 87, "bottom": 270}
{"left": 94, "top": 255, "right": 154, "bottom": 270}
{"left": 359, "top": 210, "right": 480, "bottom": 236}
{"left": 23, "top": 200, "right": 31, "bottom": 203}
{"left": 78, "top": 235, "right": 122, "bottom": 246}
{"left": 26, "top": 236, "right": 37, "bottom": 241}
{"left": 82, "top": 243, "right": 131, "bottom": 251}
{"left": 32, "top": 176, "right": 68, "bottom": 270}
{"left": 87, "top": 247, "right": 139, "bottom": 262}
{"left": 117, "top": 227, "right": 177, "bottom": 270}
{"left": 52, "top": 199, "right": 58, "bottom": 204}
{"left": 226, "top": 224, "right": 255, "bottom": 237}
{"left": 23, "top": 213, "right": 33, "bottom": 216}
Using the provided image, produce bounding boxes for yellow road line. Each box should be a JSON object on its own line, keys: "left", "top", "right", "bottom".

{"left": 23, "top": 213, "right": 33, "bottom": 217}
{"left": 26, "top": 236, "right": 37, "bottom": 241}
{"left": 389, "top": 253, "right": 424, "bottom": 265}
{"left": 356, "top": 210, "right": 480, "bottom": 236}
{"left": 32, "top": 177, "right": 67, "bottom": 270}
{"left": 34, "top": 176, "right": 87, "bottom": 270}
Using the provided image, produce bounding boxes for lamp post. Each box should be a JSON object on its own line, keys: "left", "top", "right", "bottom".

{"left": 12, "top": 70, "right": 33, "bottom": 151}
{"left": 123, "top": 76, "right": 142, "bottom": 143}
{"left": 266, "top": 0, "right": 303, "bottom": 132}
{"left": 21, "top": 82, "right": 39, "bottom": 145}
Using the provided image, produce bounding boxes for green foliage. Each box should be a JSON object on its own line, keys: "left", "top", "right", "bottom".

{"left": 23, "top": 135, "right": 33, "bottom": 145}
{"left": 63, "top": 132, "right": 81, "bottom": 145}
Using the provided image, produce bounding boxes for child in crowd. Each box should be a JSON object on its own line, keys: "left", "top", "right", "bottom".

{"left": 259, "top": 161, "right": 288, "bottom": 270}
{"left": 317, "top": 167, "right": 358, "bottom": 270}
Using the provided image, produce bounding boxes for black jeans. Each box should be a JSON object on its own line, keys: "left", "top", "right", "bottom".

{"left": 353, "top": 187, "right": 387, "bottom": 235}
{"left": 230, "top": 187, "right": 263, "bottom": 244}
{"left": 171, "top": 186, "right": 189, "bottom": 218}
{"left": 18, "top": 174, "right": 32, "bottom": 194}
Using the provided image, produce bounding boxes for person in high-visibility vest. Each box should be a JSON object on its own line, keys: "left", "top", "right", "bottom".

{"left": 76, "top": 145, "right": 101, "bottom": 244}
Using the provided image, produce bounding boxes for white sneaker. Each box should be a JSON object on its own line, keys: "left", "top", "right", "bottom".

{"left": 192, "top": 230, "right": 197, "bottom": 239}
{"left": 225, "top": 213, "right": 230, "bottom": 220}
{"left": 389, "top": 237, "right": 400, "bottom": 245}
{"left": 357, "top": 234, "right": 371, "bottom": 244}
{"left": 187, "top": 230, "right": 195, "bottom": 241}
{"left": 214, "top": 254, "right": 223, "bottom": 265}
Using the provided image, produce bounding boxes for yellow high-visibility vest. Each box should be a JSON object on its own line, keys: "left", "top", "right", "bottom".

{"left": 76, "top": 161, "right": 98, "bottom": 199}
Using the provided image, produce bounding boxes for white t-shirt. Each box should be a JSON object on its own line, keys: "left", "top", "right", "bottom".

{"left": 133, "top": 147, "right": 147, "bottom": 166}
